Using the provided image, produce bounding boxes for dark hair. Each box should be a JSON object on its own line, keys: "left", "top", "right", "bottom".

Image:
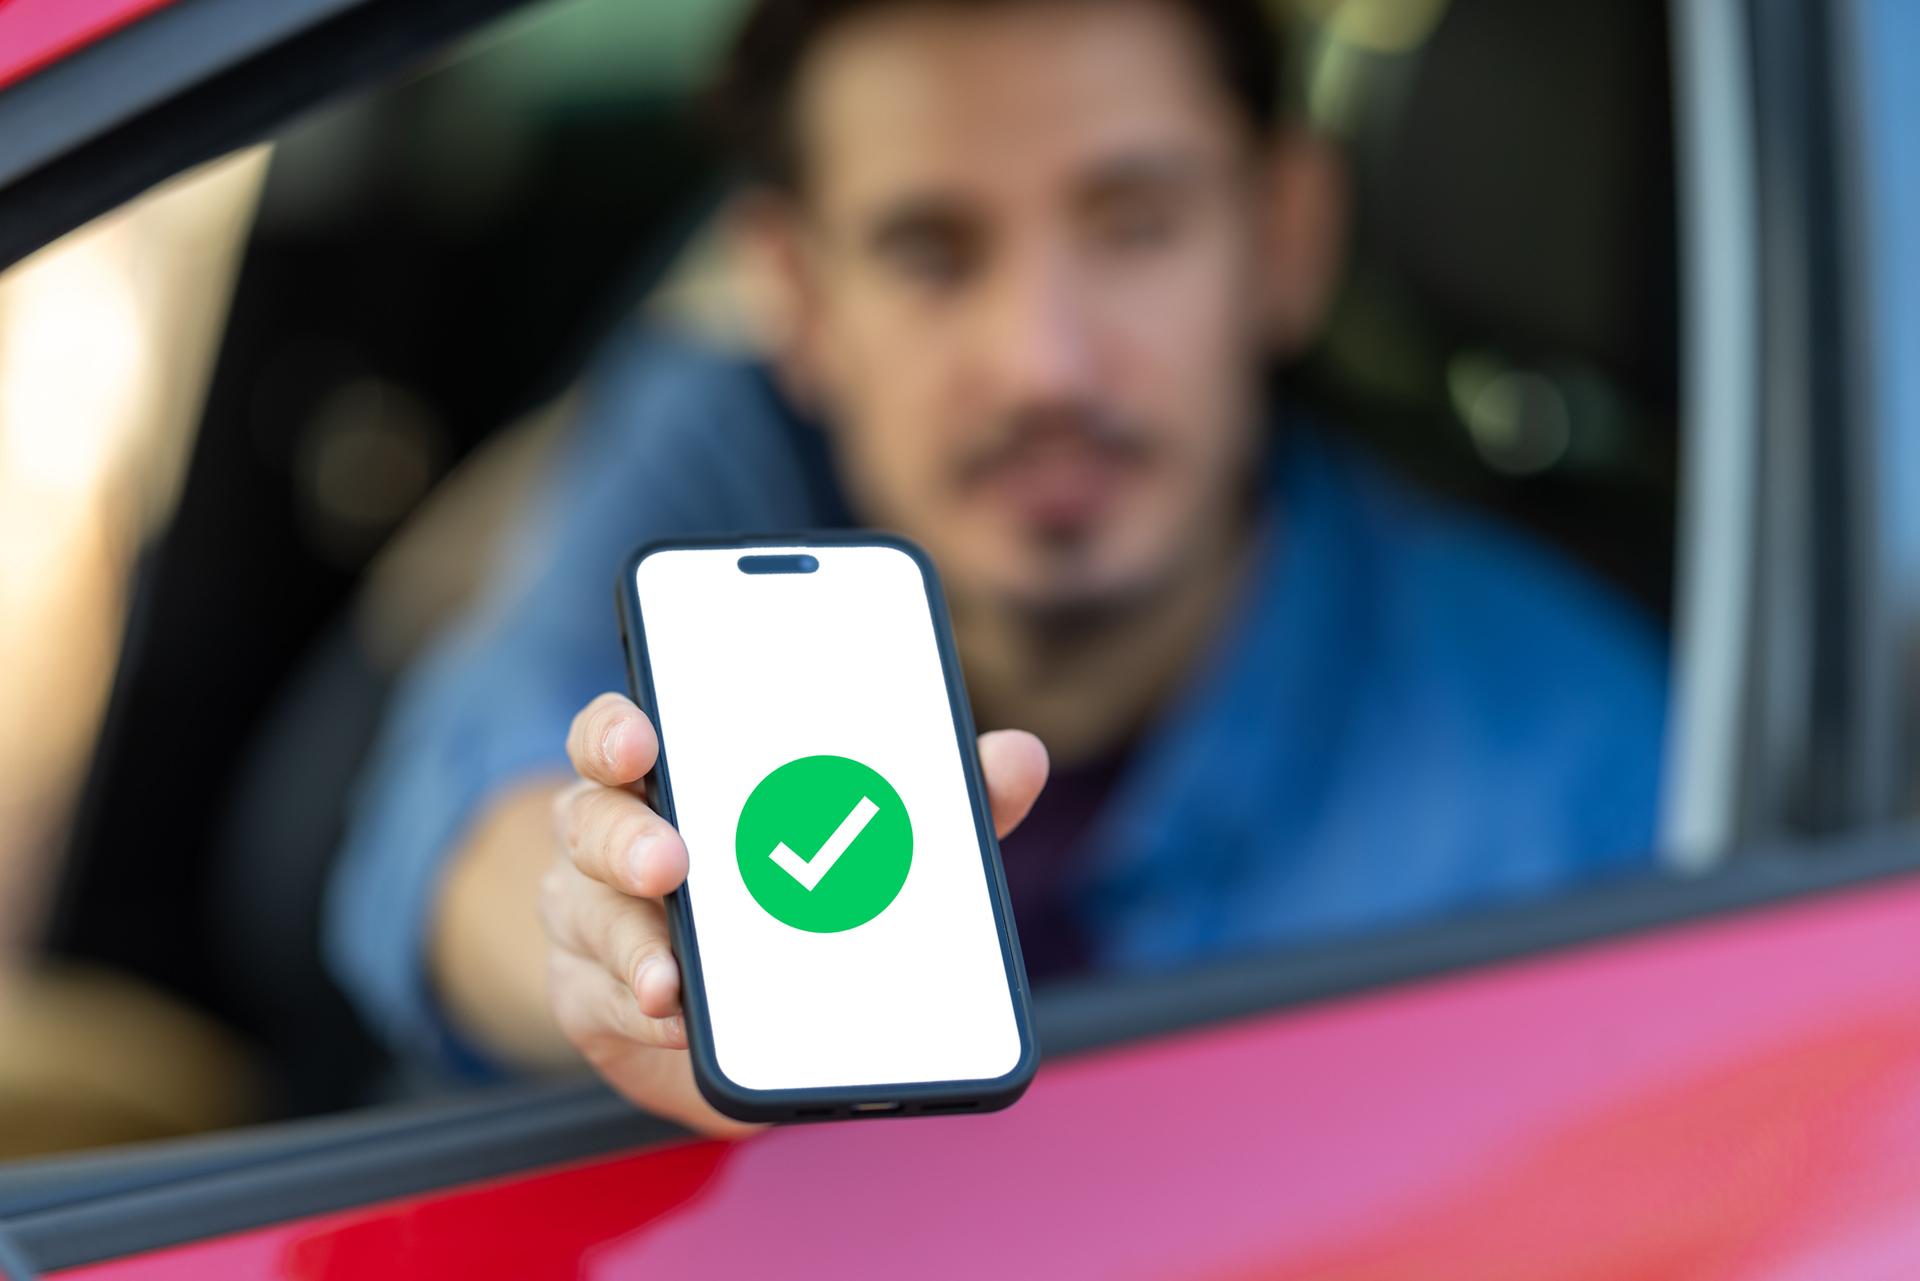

{"left": 713, "top": 0, "right": 1284, "bottom": 189}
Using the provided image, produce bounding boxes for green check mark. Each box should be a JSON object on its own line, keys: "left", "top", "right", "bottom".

{"left": 735, "top": 755, "right": 913, "bottom": 932}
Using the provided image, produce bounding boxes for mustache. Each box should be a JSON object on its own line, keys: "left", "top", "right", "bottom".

{"left": 952, "top": 405, "right": 1156, "bottom": 487}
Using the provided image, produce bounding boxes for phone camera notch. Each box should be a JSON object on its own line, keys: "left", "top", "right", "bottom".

{"left": 738, "top": 553, "right": 820, "bottom": 575}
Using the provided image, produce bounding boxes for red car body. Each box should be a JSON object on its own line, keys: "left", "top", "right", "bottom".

{"left": 44, "top": 875, "right": 1920, "bottom": 1280}
{"left": 0, "top": 0, "right": 180, "bottom": 92}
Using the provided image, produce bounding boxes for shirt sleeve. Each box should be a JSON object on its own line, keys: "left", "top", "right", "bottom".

{"left": 323, "top": 331, "right": 828, "bottom": 1073}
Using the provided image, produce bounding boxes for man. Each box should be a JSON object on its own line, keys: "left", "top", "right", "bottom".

{"left": 327, "top": 0, "right": 1666, "bottom": 1135}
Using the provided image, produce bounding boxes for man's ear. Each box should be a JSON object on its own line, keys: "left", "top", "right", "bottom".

{"left": 726, "top": 188, "right": 832, "bottom": 413}
{"left": 1256, "top": 127, "right": 1350, "bottom": 358}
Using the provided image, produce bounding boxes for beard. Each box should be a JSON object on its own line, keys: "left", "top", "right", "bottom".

{"left": 948, "top": 401, "right": 1169, "bottom": 631}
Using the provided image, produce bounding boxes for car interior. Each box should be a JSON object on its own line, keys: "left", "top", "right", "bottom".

{"left": 23, "top": 0, "right": 1680, "bottom": 1141}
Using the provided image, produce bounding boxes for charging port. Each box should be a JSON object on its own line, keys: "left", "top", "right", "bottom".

{"left": 851, "top": 1101, "right": 901, "bottom": 1114}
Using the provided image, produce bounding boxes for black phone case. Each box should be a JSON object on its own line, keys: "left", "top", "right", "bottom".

{"left": 615, "top": 530, "right": 1040, "bottom": 1123}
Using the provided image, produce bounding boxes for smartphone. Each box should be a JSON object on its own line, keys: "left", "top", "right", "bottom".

{"left": 616, "top": 532, "right": 1038, "bottom": 1122}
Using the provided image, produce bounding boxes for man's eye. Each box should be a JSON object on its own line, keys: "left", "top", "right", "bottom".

{"left": 1093, "top": 200, "right": 1182, "bottom": 251}
{"left": 882, "top": 232, "right": 974, "bottom": 287}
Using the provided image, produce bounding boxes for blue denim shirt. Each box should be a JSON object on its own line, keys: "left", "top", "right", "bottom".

{"left": 324, "top": 331, "right": 1668, "bottom": 1071}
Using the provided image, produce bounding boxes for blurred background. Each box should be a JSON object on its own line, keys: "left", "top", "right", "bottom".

{"left": 0, "top": 0, "right": 1685, "bottom": 1156}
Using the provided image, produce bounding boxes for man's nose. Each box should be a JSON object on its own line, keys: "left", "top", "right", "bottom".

{"left": 980, "top": 252, "right": 1098, "bottom": 405}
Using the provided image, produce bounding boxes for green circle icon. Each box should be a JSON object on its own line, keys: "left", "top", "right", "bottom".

{"left": 735, "top": 755, "right": 913, "bottom": 932}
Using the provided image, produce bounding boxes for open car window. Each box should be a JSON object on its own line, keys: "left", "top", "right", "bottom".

{"left": 0, "top": 0, "right": 1912, "bottom": 1224}
{"left": 0, "top": 0, "right": 1686, "bottom": 1150}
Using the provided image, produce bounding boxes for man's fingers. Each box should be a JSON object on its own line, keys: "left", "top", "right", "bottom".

{"left": 566, "top": 693, "right": 658, "bottom": 788}
{"left": 978, "top": 729, "right": 1049, "bottom": 838}
{"left": 542, "top": 873, "right": 683, "bottom": 1019}
{"left": 548, "top": 949, "right": 758, "bottom": 1139}
{"left": 552, "top": 782, "right": 690, "bottom": 898}
{"left": 589, "top": 1035, "right": 763, "bottom": 1140}
{"left": 548, "top": 947, "right": 687, "bottom": 1050}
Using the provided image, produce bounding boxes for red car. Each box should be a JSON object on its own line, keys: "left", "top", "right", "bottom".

{"left": 1, "top": 0, "right": 1917, "bottom": 1276}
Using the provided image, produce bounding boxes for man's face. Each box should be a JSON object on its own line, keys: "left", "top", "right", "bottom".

{"left": 773, "top": 0, "right": 1279, "bottom": 617}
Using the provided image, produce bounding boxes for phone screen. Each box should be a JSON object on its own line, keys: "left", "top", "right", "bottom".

{"left": 632, "top": 543, "right": 1024, "bottom": 1092}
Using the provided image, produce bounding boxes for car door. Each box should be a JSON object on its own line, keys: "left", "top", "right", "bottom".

{"left": 1, "top": 0, "right": 1917, "bottom": 1277}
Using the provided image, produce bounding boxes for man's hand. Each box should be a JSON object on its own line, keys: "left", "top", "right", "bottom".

{"left": 545, "top": 692, "right": 1048, "bottom": 1137}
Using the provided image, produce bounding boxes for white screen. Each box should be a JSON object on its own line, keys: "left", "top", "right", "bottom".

{"left": 633, "top": 543, "right": 1024, "bottom": 1092}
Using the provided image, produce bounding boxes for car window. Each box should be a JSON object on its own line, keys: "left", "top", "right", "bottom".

{"left": 2, "top": 0, "right": 1713, "bottom": 1159}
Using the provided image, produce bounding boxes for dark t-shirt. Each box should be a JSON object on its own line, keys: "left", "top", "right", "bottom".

{"left": 998, "top": 751, "right": 1128, "bottom": 981}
